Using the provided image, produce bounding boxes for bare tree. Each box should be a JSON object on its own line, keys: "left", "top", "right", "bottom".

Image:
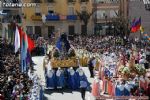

{"left": 76, "top": 10, "right": 94, "bottom": 35}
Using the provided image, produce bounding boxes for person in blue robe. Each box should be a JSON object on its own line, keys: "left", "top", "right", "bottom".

{"left": 46, "top": 69, "right": 56, "bottom": 89}
{"left": 76, "top": 68, "right": 89, "bottom": 89}
{"left": 124, "top": 83, "right": 131, "bottom": 96}
{"left": 68, "top": 68, "right": 78, "bottom": 90}
{"left": 64, "top": 68, "right": 69, "bottom": 88}
{"left": 56, "top": 68, "right": 65, "bottom": 89}
{"left": 115, "top": 82, "right": 125, "bottom": 96}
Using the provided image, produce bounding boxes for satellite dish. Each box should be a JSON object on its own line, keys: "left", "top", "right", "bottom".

{"left": 42, "top": 14, "right": 46, "bottom": 23}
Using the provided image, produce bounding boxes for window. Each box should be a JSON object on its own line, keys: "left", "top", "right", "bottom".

{"left": 35, "top": 6, "right": 41, "bottom": 15}
{"left": 26, "top": 26, "right": 33, "bottom": 35}
{"left": 80, "top": 0, "right": 89, "bottom": 2}
{"left": 47, "top": 0, "right": 55, "bottom": 3}
{"left": 110, "top": 10, "right": 118, "bottom": 18}
{"left": 68, "top": 0, "right": 76, "bottom": 2}
{"left": 96, "top": 10, "right": 106, "bottom": 19}
{"left": 48, "top": 26, "right": 55, "bottom": 38}
{"left": 32, "top": 0, "right": 41, "bottom": 3}
{"left": 68, "top": 6, "right": 74, "bottom": 15}
{"left": 48, "top": 7, "right": 54, "bottom": 14}
{"left": 35, "top": 26, "right": 41, "bottom": 36}
{"left": 68, "top": 25, "right": 75, "bottom": 35}
{"left": 81, "top": 25, "right": 86, "bottom": 35}
{"left": 96, "top": 0, "right": 119, "bottom": 3}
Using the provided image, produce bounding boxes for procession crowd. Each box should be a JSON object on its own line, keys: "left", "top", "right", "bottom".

{"left": 0, "top": 38, "right": 34, "bottom": 99}
{"left": 70, "top": 35, "right": 150, "bottom": 99}
{"left": 0, "top": 32, "right": 150, "bottom": 100}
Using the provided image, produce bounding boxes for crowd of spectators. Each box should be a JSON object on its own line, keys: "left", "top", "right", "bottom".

{"left": 0, "top": 38, "right": 33, "bottom": 99}
{"left": 70, "top": 35, "right": 150, "bottom": 62}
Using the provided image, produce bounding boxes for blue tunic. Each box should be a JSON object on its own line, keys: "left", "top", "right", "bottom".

{"left": 115, "top": 85, "right": 124, "bottom": 96}
{"left": 46, "top": 70, "right": 56, "bottom": 89}
{"left": 56, "top": 71, "right": 65, "bottom": 88}
{"left": 68, "top": 70, "right": 78, "bottom": 90}
{"left": 76, "top": 72, "right": 89, "bottom": 89}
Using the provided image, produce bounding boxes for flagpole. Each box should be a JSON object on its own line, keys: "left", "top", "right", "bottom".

{"left": 140, "top": 17, "right": 142, "bottom": 49}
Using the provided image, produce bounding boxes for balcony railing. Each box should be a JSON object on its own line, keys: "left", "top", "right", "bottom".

{"left": 67, "top": 15, "right": 77, "bottom": 20}
{"left": 2, "top": 15, "right": 21, "bottom": 23}
{"left": 31, "top": 14, "right": 42, "bottom": 21}
{"left": 46, "top": 14, "right": 59, "bottom": 21}
{"left": 59, "top": 15, "right": 66, "bottom": 20}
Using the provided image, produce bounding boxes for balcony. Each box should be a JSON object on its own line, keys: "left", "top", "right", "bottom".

{"left": 59, "top": 15, "right": 66, "bottom": 20}
{"left": 31, "top": 13, "right": 42, "bottom": 21}
{"left": 67, "top": 15, "right": 77, "bottom": 20}
{"left": 46, "top": 14, "right": 59, "bottom": 21}
{"left": 2, "top": 15, "right": 21, "bottom": 23}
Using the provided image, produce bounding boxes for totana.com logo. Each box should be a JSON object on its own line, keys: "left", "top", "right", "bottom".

{"left": 1, "top": 1, "right": 37, "bottom": 8}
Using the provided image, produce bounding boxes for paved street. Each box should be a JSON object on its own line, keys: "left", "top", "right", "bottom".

{"left": 32, "top": 56, "right": 95, "bottom": 100}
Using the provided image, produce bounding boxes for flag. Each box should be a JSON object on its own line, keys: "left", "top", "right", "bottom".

{"left": 14, "top": 26, "right": 20, "bottom": 53}
{"left": 18, "top": 26, "right": 24, "bottom": 44}
{"left": 27, "top": 36, "right": 35, "bottom": 52}
{"left": 131, "top": 17, "right": 141, "bottom": 33}
{"left": 21, "top": 31, "right": 28, "bottom": 73}
{"left": 140, "top": 26, "right": 144, "bottom": 34}
{"left": 18, "top": 26, "right": 35, "bottom": 52}
{"left": 17, "top": 25, "right": 35, "bottom": 72}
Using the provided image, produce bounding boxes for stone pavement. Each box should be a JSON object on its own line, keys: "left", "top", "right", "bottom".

{"left": 32, "top": 56, "right": 96, "bottom": 100}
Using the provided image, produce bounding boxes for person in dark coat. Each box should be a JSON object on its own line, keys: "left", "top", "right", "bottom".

{"left": 88, "top": 57, "right": 95, "bottom": 78}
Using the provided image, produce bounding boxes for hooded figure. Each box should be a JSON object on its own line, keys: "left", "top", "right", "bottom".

{"left": 124, "top": 82, "right": 132, "bottom": 96}
{"left": 115, "top": 82, "right": 125, "bottom": 96}
{"left": 46, "top": 69, "right": 56, "bottom": 89}
{"left": 76, "top": 68, "right": 89, "bottom": 89}
{"left": 68, "top": 67, "right": 78, "bottom": 90}
{"left": 56, "top": 67, "right": 65, "bottom": 89}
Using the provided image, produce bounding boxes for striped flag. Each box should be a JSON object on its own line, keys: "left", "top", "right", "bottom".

{"left": 21, "top": 31, "right": 28, "bottom": 72}
{"left": 131, "top": 17, "right": 141, "bottom": 33}
{"left": 14, "top": 26, "right": 20, "bottom": 53}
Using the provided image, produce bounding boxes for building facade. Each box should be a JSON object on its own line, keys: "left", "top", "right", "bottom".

{"left": 93, "top": 0, "right": 129, "bottom": 35}
{"left": 22, "top": 0, "right": 93, "bottom": 39}
{"left": 129, "top": 0, "right": 150, "bottom": 38}
{"left": 1, "top": 0, "right": 22, "bottom": 41}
